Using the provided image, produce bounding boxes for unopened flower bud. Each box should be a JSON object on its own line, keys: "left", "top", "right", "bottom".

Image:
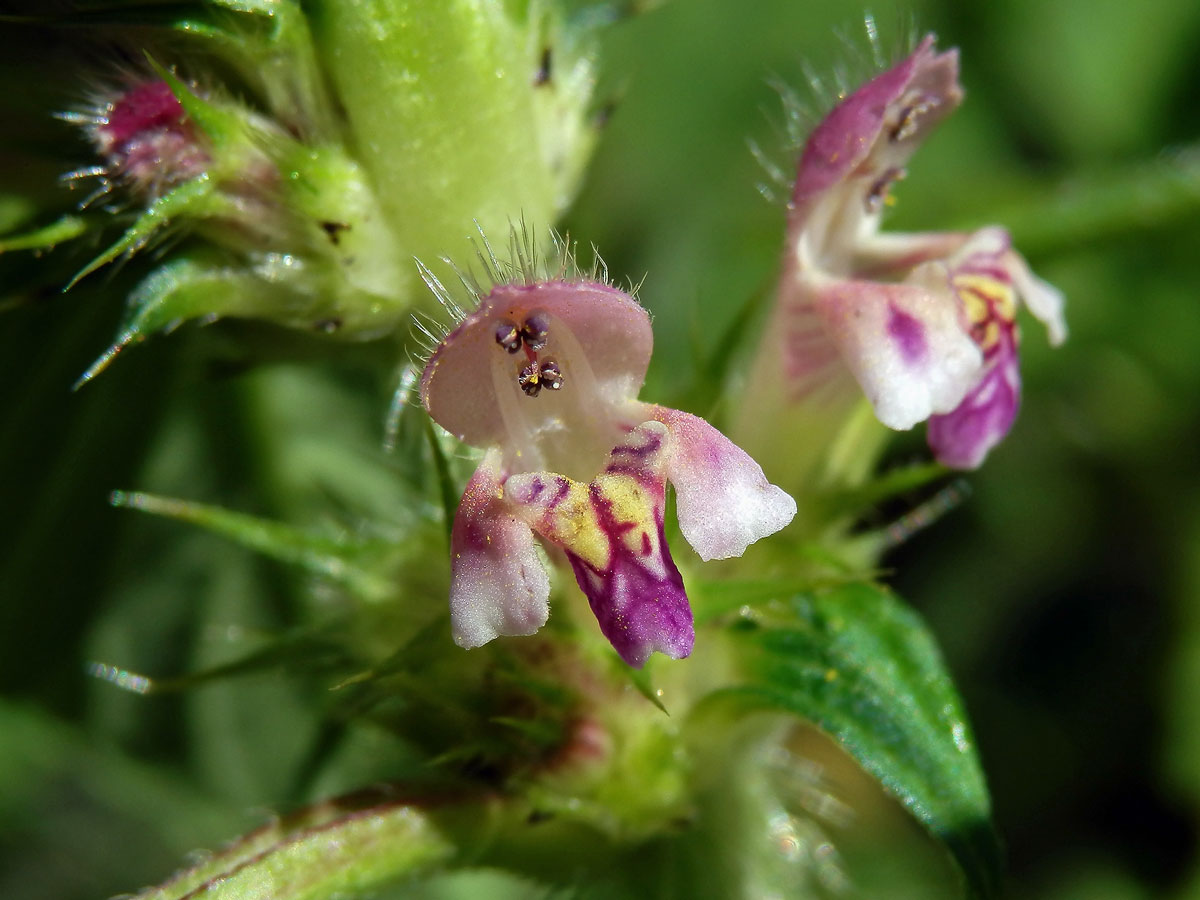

{"left": 91, "top": 80, "right": 208, "bottom": 198}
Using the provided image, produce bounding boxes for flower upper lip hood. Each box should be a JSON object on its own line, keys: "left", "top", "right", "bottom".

{"left": 418, "top": 242, "right": 796, "bottom": 666}
{"left": 420, "top": 279, "right": 652, "bottom": 463}
{"left": 790, "top": 35, "right": 965, "bottom": 280}
{"left": 791, "top": 36, "right": 962, "bottom": 221}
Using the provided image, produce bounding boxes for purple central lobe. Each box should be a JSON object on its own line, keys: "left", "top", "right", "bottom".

{"left": 927, "top": 329, "right": 1020, "bottom": 469}
{"left": 565, "top": 491, "right": 692, "bottom": 668}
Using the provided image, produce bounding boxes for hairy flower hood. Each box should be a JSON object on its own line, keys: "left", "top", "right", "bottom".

{"left": 421, "top": 279, "right": 651, "bottom": 479}
{"left": 792, "top": 37, "right": 961, "bottom": 217}
{"left": 421, "top": 256, "right": 796, "bottom": 666}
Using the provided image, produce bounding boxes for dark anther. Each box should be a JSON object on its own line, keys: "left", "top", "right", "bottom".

{"left": 888, "top": 98, "right": 934, "bottom": 143}
{"left": 520, "top": 309, "right": 551, "bottom": 350}
{"left": 519, "top": 361, "right": 542, "bottom": 397}
{"left": 865, "top": 166, "right": 905, "bottom": 213}
{"left": 495, "top": 319, "right": 522, "bottom": 353}
{"left": 540, "top": 359, "right": 563, "bottom": 391}
{"left": 534, "top": 47, "right": 552, "bottom": 87}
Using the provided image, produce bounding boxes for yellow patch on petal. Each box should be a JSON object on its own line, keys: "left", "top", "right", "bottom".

{"left": 960, "top": 282, "right": 990, "bottom": 325}
{"left": 956, "top": 274, "right": 1017, "bottom": 324}
{"left": 955, "top": 273, "right": 1019, "bottom": 353}
{"left": 518, "top": 477, "right": 611, "bottom": 571}
{"left": 594, "top": 471, "right": 662, "bottom": 561}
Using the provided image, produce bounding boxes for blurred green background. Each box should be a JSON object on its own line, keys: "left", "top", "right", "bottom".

{"left": 2, "top": 1, "right": 1200, "bottom": 898}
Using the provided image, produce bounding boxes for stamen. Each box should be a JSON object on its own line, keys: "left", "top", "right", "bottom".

{"left": 495, "top": 319, "right": 522, "bottom": 353}
{"left": 490, "top": 345, "right": 545, "bottom": 468}
{"left": 540, "top": 359, "right": 563, "bottom": 391}
{"left": 516, "top": 357, "right": 563, "bottom": 397}
{"left": 519, "top": 361, "right": 543, "bottom": 396}
{"left": 889, "top": 96, "right": 936, "bottom": 142}
{"left": 865, "top": 166, "right": 905, "bottom": 212}
{"left": 520, "top": 309, "right": 551, "bottom": 351}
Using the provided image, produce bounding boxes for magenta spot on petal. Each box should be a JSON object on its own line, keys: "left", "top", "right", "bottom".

{"left": 461, "top": 516, "right": 491, "bottom": 552}
{"left": 886, "top": 304, "right": 928, "bottom": 365}
{"left": 526, "top": 477, "right": 546, "bottom": 502}
{"left": 641, "top": 531, "right": 652, "bottom": 556}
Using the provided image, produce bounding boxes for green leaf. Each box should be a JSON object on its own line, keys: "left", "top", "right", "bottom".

{"left": 199, "top": 0, "right": 338, "bottom": 137}
{"left": 145, "top": 55, "right": 255, "bottom": 147}
{"left": 74, "top": 257, "right": 291, "bottom": 386}
{"left": 65, "top": 176, "right": 227, "bottom": 290}
{"left": 625, "top": 663, "right": 668, "bottom": 714}
{"left": 822, "top": 461, "right": 954, "bottom": 517}
{"left": 88, "top": 625, "right": 349, "bottom": 695}
{"left": 131, "top": 788, "right": 463, "bottom": 900}
{"left": 109, "top": 489, "right": 393, "bottom": 601}
{"left": 0, "top": 213, "right": 89, "bottom": 252}
{"left": 712, "top": 582, "right": 1001, "bottom": 899}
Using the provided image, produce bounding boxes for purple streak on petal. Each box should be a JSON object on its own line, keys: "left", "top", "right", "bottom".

{"left": 886, "top": 303, "right": 928, "bottom": 365}
{"left": 506, "top": 423, "right": 695, "bottom": 667}
{"left": 573, "top": 425, "right": 693, "bottom": 667}
{"left": 776, "top": 284, "right": 844, "bottom": 402}
{"left": 814, "top": 277, "right": 982, "bottom": 430}
{"left": 927, "top": 332, "right": 1021, "bottom": 469}
{"left": 565, "top": 491, "right": 693, "bottom": 669}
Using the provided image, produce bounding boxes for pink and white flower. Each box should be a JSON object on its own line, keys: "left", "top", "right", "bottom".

{"left": 758, "top": 35, "right": 1065, "bottom": 469}
{"left": 420, "top": 247, "right": 796, "bottom": 666}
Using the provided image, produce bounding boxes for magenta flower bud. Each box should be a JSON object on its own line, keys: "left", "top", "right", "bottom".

{"left": 742, "top": 35, "right": 1065, "bottom": 472}
{"left": 420, "top": 240, "right": 796, "bottom": 666}
{"left": 90, "top": 80, "right": 209, "bottom": 197}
